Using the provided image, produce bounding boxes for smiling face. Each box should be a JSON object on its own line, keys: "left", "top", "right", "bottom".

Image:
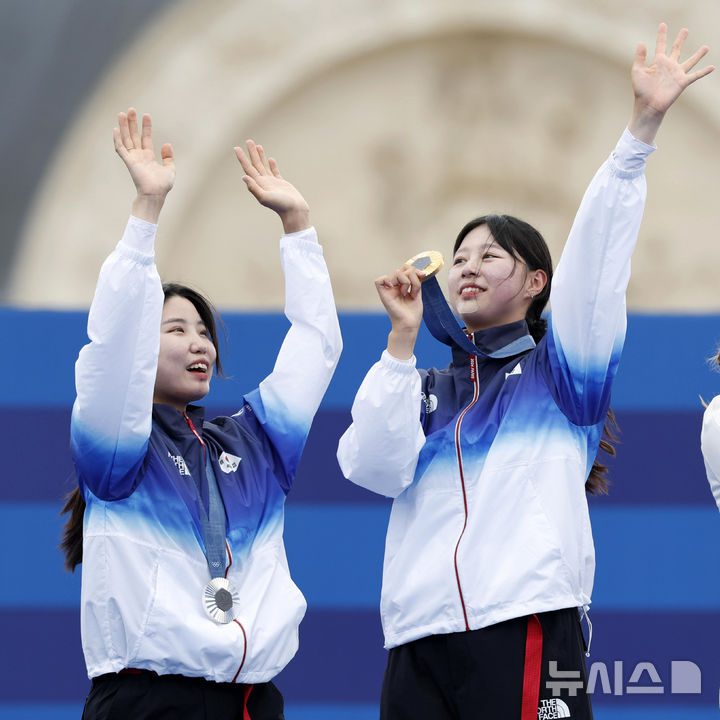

{"left": 153, "top": 295, "right": 218, "bottom": 412}
{"left": 448, "top": 223, "right": 545, "bottom": 333}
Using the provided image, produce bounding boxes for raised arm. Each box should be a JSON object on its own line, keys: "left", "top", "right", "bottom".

{"left": 546, "top": 25, "right": 712, "bottom": 425}
{"left": 234, "top": 141, "right": 342, "bottom": 481}
{"left": 71, "top": 109, "right": 174, "bottom": 500}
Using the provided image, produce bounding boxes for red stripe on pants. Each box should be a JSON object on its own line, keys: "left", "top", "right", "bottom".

{"left": 521, "top": 614, "right": 543, "bottom": 720}
{"left": 243, "top": 684, "right": 254, "bottom": 720}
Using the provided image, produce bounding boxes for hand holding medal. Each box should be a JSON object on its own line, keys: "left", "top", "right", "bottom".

{"left": 374, "top": 251, "right": 444, "bottom": 361}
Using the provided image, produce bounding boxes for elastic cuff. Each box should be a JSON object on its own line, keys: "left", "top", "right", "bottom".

{"left": 380, "top": 349, "right": 418, "bottom": 373}
{"left": 282, "top": 226, "right": 318, "bottom": 243}
{"left": 280, "top": 226, "right": 322, "bottom": 254}
{"left": 610, "top": 128, "right": 656, "bottom": 176}
{"left": 118, "top": 216, "right": 158, "bottom": 261}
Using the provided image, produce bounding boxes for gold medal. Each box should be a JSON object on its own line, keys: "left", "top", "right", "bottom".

{"left": 405, "top": 250, "right": 444, "bottom": 280}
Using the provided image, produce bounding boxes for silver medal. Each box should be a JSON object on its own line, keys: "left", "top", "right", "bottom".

{"left": 202, "top": 577, "right": 240, "bottom": 624}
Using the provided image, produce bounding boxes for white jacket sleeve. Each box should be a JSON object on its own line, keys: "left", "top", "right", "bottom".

{"left": 701, "top": 396, "right": 720, "bottom": 512}
{"left": 243, "top": 227, "right": 342, "bottom": 477}
{"left": 71, "top": 216, "right": 164, "bottom": 500}
{"left": 546, "top": 128, "right": 655, "bottom": 425}
{"left": 337, "top": 350, "right": 426, "bottom": 498}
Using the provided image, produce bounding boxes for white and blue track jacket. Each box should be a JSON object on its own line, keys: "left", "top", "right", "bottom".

{"left": 71, "top": 217, "right": 342, "bottom": 683}
{"left": 338, "top": 129, "right": 654, "bottom": 650}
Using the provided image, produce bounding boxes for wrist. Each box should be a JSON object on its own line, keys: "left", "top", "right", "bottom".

{"left": 387, "top": 326, "right": 419, "bottom": 360}
{"left": 131, "top": 193, "right": 167, "bottom": 224}
{"left": 628, "top": 100, "right": 665, "bottom": 146}
{"left": 280, "top": 207, "right": 311, "bottom": 234}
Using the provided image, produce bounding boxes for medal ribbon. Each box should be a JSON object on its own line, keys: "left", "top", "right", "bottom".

{"left": 202, "top": 455, "right": 227, "bottom": 579}
{"left": 155, "top": 425, "right": 228, "bottom": 579}
{"left": 421, "top": 276, "right": 536, "bottom": 359}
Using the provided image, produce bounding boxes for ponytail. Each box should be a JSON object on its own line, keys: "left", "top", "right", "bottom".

{"left": 60, "top": 486, "right": 85, "bottom": 572}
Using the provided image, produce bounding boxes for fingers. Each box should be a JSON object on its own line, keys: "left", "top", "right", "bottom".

{"left": 128, "top": 108, "right": 142, "bottom": 149}
{"left": 682, "top": 44, "right": 711, "bottom": 72}
{"left": 141, "top": 113, "right": 153, "bottom": 152}
{"left": 687, "top": 62, "right": 715, "bottom": 85}
{"left": 375, "top": 265, "right": 426, "bottom": 298}
{"left": 247, "top": 139, "right": 269, "bottom": 175}
{"left": 669, "top": 27, "right": 688, "bottom": 61}
{"left": 117, "top": 108, "right": 154, "bottom": 152}
{"left": 118, "top": 110, "right": 132, "bottom": 149}
{"left": 256, "top": 144, "right": 272, "bottom": 173}
{"left": 654, "top": 22, "right": 668, "bottom": 58}
{"left": 268, "top": 156, "right": 283, "bottom": 179}
{"left": 241, "top": 174, "right": 264, "bottom": 202}
{"left": 233, "top": 145, "right": 254, "bottom": 176}
{"left": 633, "top": 42, "right": 647, "bottom": 71}
{"left": 113, "top": 127, "right": 128, "bottom": 159}
{"left": 234, "top": 139, "right": 271, "bottom": 179}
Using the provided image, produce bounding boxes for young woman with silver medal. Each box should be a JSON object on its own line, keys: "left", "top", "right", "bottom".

{"left": 62, "top": 108, "right": 342, "bottom": 719}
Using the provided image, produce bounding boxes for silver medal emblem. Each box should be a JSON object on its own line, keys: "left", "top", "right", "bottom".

{"left": 202, "top": 577, "right": 240, "bottom": 624}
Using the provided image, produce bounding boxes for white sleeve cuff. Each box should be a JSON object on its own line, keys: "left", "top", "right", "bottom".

{"left": 119, "top": 216, "right": 158, "bottom": 260}
{"left": 380, "top": 349, "right": 418, "bottom": 373}
{"left": 611, "top": 128, "right": 656, "bottom": 176}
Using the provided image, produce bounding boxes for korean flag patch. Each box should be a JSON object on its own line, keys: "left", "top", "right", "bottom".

{"left": 218, "top": 452, "right": 241, "bottom": 474}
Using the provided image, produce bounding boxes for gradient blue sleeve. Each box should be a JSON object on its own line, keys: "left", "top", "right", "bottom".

{"left": 545, "top": 129, "right": 655, "bottom": 426}
{"left": 70, "top": 216, "right": 164, "bottom": 500}
{"left": 244, "top": 227, "right": 342, "bottom": 489}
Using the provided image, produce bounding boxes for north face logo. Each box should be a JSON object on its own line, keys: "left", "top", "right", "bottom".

{"left": 168, "top": 452, "right": 190, "bottom": 476}
{"left": 505, "top": 362, "right": 522, "bottom": 380}
{"left": 538, "top": 698, "right": 571, "bottom": 719}
{"left": 218, "top": 452, "right": 241, "bottom": 474}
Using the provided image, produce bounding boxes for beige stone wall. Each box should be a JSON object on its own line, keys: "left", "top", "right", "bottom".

{"left": 9, "top": 0, "right": 720, "bottom": 311}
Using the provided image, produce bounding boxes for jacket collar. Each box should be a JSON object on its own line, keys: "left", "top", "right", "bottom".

{"left": 153, "top": 403, "right": 206, "bottom": 436}
{"left": 451, "top": 318, "right": 535, "bottom": 365}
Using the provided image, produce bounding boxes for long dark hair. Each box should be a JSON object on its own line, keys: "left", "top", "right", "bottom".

{"left": 454, "top": 214, "right": 615, "bottom": 495}
{"left": 60, "top": 283, "right": 225, "bottom": 571}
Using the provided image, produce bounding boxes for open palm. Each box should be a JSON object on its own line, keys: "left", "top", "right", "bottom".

{"left": 632, "top": 24, "right": 713, "bottom": 116}
{"left": 113, "top": 108, "right": 175, "bottom": 197}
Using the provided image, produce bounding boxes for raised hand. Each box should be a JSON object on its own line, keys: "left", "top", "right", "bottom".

{"left": 375, "top": 264, "right": 425, "bottom": 360}
{"left": 234, "top": 140, "right": 310, "bottom": 234}
{"left": 113, "top": 108, "right": 175, "bottom": 223}
{"left": 629, "top": 24, "right": 714, "bottom": 145}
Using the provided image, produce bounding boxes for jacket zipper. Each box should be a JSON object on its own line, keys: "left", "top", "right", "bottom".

{"left": 453, "top": 343, "right": 480, "bottom": 631}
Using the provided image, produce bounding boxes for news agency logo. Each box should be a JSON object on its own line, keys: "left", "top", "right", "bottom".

{"left": 546, "top": 659, "right": 702, "bottom": 698}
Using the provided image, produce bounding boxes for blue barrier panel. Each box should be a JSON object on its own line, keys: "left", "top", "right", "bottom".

{"left": 9, "top": 310, "right": 720, "bottom": 410}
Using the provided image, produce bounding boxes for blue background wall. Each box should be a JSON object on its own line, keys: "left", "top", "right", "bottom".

{"left": 3, "top": 310, "right": 720, "bottom": 719}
